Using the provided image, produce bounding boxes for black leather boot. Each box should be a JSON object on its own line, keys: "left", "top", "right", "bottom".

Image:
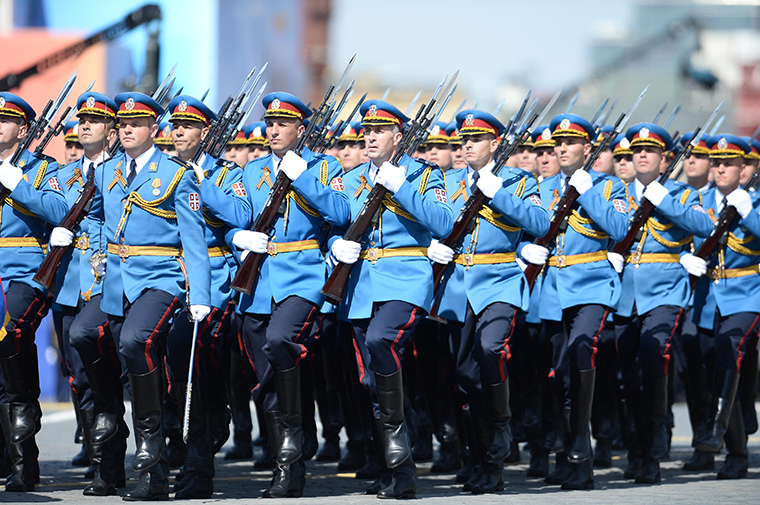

{"left": 77, "top": 406, "right": 95, "bottom": 476}
{"left": 263, "top": 411, "right": 305, "bottom": 498}
{"left": 545, "top": 406, "right": 573, "bottom": 484}
{"left": 1, "top": 403, "right": 33, "bottom": 492}
{"left": 717, "top": 404, "right": 748, "bottom": 480}
{"left": 374, "top": 370, "right": 411, "bottom": 468}
{"left": 163, "top": 395, "right": 185, "bottom": 469}
{"left": 484, "top": 379, "right": 512, "bottom": 464}
{"left": 253, "top": 404, "right": 275, "bottom": 469}
{"left": 696, "top": 370, "right": 740, "bottom": 453}
{"left": 527, "top": 442, "right": 549, "bottom": 477}
{"left": 174, "top": 381, "right": 214, "bottom": 499}
{"left": 561, "top": 459, "right": 594, "bottom": 490}
{"left": 123, "top": 458, "right": 170, "bottom": 501}
{"left": 274, "top": 365, "right": 303, "bottom": 465}
{"left": 84, "top": 356, "right": 120, "bottom": 445}
{"left": 0, "top": 353, "right": 40, "bottom": 445}
{"left": 568, "top": 368, "right": 595, "bottom": 463}
{"left": 129, "top": 368, "right": 165, "bottom": 471}
{"left": 83, "top": 408, "right": 119, "bottom": 497}
{"left": 204, "top": 357, "right": 231, "bottom": 456}
{"left": 377, "top": 456, "right": 417, "bottom": 499}
{"left": 593, "top": 438, "right": 612, "bottom": 467}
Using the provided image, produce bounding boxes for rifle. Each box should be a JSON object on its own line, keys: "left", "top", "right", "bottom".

{"left": 320, "top": 72, "right": 459, "bottom": 305}
{"left": 325, "top": 92, "right": 368, "bottom": 151}
{"left": 33, "top": 69, "right": 176, "bottom": 290}
{"left": 426, "top": 89, "right": 563, "bottom": 319}
{"left": 611, "top": 101, "right": 724, "bottom": 258}
{"left": 33, "top": 80, "right": 95, "bottom": 157}
{"left": 689, "top": 168, "right": 760, "bottom": 292}
{"left": 230, "top": 55, "right": 357, "bottom": 295}
{"left": 522, "top": 86, "right": 650, "bottom": 291}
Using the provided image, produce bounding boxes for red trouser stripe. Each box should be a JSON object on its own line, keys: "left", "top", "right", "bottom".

{"left": 498, "top": 310, "right": 518, "bottom": 382}
{"left": 735, "top": 314, "right": 760, "bottom": 372}
{"left": 144, "top": 297, "right": 179, "bottom": 371}
{"left": 662, "top": 308, "right": 684, "bottom": 376}
{"left": 390, "top": 307, "right": 418, "bottom": 370}
{"left": 589, "top": 308, "right": 610, "bottom": 368}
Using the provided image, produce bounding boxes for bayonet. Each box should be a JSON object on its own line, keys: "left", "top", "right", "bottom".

{"left": 381, "top": 87, "right": 391, "bottom": 101}
{"left": 653, "top": 101, "right": 668, "bottom": 124}
{"left": 663, "top": 102, "right": 682, "bottom": 131}
{"left": 492, "top": 98, "right": 506, "bottom": 117}
{"left": 563, "top": 91, "right": 579, "bottom": 113}
{"left": 534, "top": 87, "right": 564, "bottom": 128}
{"left": 200, "top": 89, "right": 209, "bottom": 102}
{"left": 709, "top": 115, "right": 725, "bottom": 136}
{"left": 450, "top": 99, "right": 466, "bottom": 122}
{"left": 405, "top": 90, "right": 422, "bottom": 117}
{"left": 590, "top": 97, "right": 609, "bottom": 126}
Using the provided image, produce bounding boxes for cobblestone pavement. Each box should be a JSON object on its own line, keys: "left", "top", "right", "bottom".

{"left": 6, "top": 402, "right": 759, "bottom": 503}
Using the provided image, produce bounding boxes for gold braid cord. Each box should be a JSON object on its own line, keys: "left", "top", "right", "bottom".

{"left": 645, "top": 217, "right": 693, "bottom": 248}
{"left": 114, "top": 166, "right": 185, "bottom": 240}
{"left": 568, "top": 210, "right": 609, "bottom": 240}
{"left": 727, "top": 233, "right": 760, "bottom": 256}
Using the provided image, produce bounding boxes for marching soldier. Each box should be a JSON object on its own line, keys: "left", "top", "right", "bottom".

{"left": 63, "top": 120, "right": 84, "bottom": 164}
{"left": 533, "top": 125, "right": 560, "bottom": 181}
{"left": 329, "top": 99, "right": 453, "bottom": 498}
{"left": 742, "top": 137, "right": 759, "bottom": 187}
{"left": 49, "top": 91, "right": 128, "bottom": 496}
{"left": 245, "top": 122, "right": 271, "bottom": 162}
{"left": 614, "top": 123, "right": 713, "bottom": 484}
{"left": 163, "top": 95, "right": 252, "bottom": 498}
{"left": 224, "top": 129, "right": 250, "bottom": 167}
{"left": 520, "top": 113, "right": 629, "bottom": 490}
{"left": 592, "top": 126, "right": 614, "bottom": 175}
{"left": 423, "top": 121, "right": 453, "bottom": 172}
{"left": 681, "top": 132, "right": 712, "bottom": 192}
{"left": 336, "top": 121, "right": 365, "bottom": 173}
{"left": 612, "top": 134, "right": 635, "bottom": 184}
{"left": 0, "top": 92, "right": 67, "bottom": 492}
{"left": 429, "top": 109, "right": 549, "bottom": 492}
{"left": 448, "top": 122, "right": 467, "bottom": 170}
{"left": 688, "top": 134, "right": 760, "bottom": 479}
{"left": 231, "top": 91, "right": 349, "bottom": 497}
{"left": 153, "top": 122, "right": 176, "bottom": 156}
{"left": 82, "top": 91, "right": 211, "bottom": 500}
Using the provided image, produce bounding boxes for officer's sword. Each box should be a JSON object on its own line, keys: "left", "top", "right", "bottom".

{"left": 182, "top": 317, "right": 200, "bottom": 442}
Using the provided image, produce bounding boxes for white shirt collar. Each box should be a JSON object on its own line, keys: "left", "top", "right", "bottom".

{"left": 369, "top": 161, "right": 381, "bottom": 184}
{"left": 272, "top": 153, "right": 282, "bottom": 174}
{"left": 83, "top": 152, "right": 109, "bottom": 176}
{"left": 634, "top": 178, "right": 646, "bottom": 202}
{"left": 467, "top": 161, "right": 495, "bottom": 187}
{"left": 125, "top": 146, "right": 157, "bottom": 176}
{"left": 715, "top": 187, "right": 729, "bottom": 212}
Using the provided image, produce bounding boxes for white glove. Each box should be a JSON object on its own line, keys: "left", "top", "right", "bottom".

{"left": 643, "top": 181, "right": 669, "bottom": 207}
{"left": 280, "top": 151, "right": 307, "bottom": 181}
{"left": 680, "top": 253, "right": 707, "bottom": 277}
{"left": 476, "top": 170, "right": 503, "bottom": 199}
{"left": 50, "top": 227, "right": 74, "bottom": 247}
{"left": 232, "top": 230, "right": 269, "bottom": 254}
{"left": 427, "top": 239, "right": 454, "bottom": 265}
{"left": 190, "top": 162, "right": 205, "bottom": 181}
{"left": 521, "top": 244, "right": 550, "bottom": 265}
{"left": 516, "top": 258, "right": 528, "bottom": 272}
{"left": 331, "top": 239, "right": 361, "bottom": 264}
{"left": 0, "top": 162, "right": 23, "bottom": 192}
{"left": 727, "top": 189, "right": 753, "bottom": 219}
{"left": 569, "top": 169, "right": 593, "bottom": 195}
{"left": 189, "top": 305, "right": 211, "bottom": 322}
{"left": 607, "top": 252, "right": 625, "bottom": 274}
{"left": 375, "top": 162, "right": 406, "bottom": 193}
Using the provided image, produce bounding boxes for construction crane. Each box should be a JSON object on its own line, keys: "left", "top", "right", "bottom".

{"left": 0, "top": 4, "right": 162, "bottom": 92}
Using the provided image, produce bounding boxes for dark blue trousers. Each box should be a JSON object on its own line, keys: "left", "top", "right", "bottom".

{"left": 53, "top": 304, "right": 93, "bottom": 410}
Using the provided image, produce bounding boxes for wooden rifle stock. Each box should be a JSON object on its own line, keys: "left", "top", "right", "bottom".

{"left": 688, "top": 206, "right": 738, "bottom": 292}
{"left": 523, "top": 186, "right": 581, "bottom": 290}
{"left": 321, "top": 184, "right": 389, "bottom": 305}
{"left": 229, "top": 172, "right": 292, "bottom": 295}
{"left": 33, "top": 171, "right": 97, "bottom": 290}
{"left": 612, "top": 199, "right": 656, "bottom": 255}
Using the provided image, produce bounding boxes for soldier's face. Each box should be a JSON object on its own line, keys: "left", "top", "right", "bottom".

{"left": 363, "top": 124, "right": 402, "bottom": 163}
{"left": 613, "top": 154, "right": 635, "bottom": 183}
{"left": 740, "top": 159, "right": 758, "bottom": 186}
{"left": 632, "top": 145, "right": 663, "bottom": 179}
{"left": 427, "top": 144, "right": 452, "bottom": 171}
{"left": 337, "top": 141, "right": 363, "bottom": 171}
{"left": 118, "top": 117, "right": 158, "bottom": 154}
{"left": 462, "top": 134, "right": 497, "bottom": 169}
{"left": 266, "top": 117, "right": 304, "bottom": 155}
{"left": 554, "top": 137, "right": 590, "bottom": 174}
{"left": 249, "top": 145, "right": 270, "bottom": 162}
{"left": 593, "top": 149, "right": 614, "bottom": 175}
{"left": 78, "top": 113, "right": 115, "bottom": 149}
{"left": 0, "top": 115, "right": 26, "bottom": 148}
{"left": 536, "top": 146, "right": 560, "bottom": 179}
{"left": 712, "top": 157, "right": 744, "bottom": 193}
{"left": 158, "top": 145, "right": 177, "bottom": 157}
{"left": 224, "top": 145, "right": 249, "bottom": 166}
{"left": 518, "top": 146, "right": 537, "bottom": 174}
{"left": 451, "top": 144, "right": 467, "bottom": 169}
{"left": 64, "top": 141, "right": 84, "bottom": 163}
{"left": 171, "top": 119, "right": 207, "bottom": 158}
{"left": 684, "top": 153, "right": 710, "bottom": 180}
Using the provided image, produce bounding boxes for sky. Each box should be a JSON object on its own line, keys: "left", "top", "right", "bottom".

{"left": 34, "top": 0, "right": 636, "bottom": 109}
